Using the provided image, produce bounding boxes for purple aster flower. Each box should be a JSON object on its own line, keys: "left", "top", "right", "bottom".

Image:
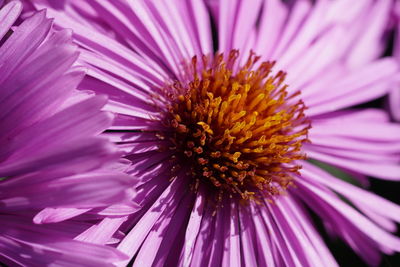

{"left": 27, "top": 0, "right": 400, "bottom": 266}
{"left": 0, "top": 1, "right": 137, "bottom": 266}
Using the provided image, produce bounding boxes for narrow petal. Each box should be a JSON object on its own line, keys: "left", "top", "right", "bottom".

{"left": 0, "top": 1, "right": 22, "bottom": 39}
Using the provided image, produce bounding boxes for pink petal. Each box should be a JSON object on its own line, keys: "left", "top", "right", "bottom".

{"left": 0, "top": 1, "right": 22, "bottom": 39}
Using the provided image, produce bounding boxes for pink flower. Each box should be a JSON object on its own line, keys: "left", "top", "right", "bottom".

{"left": 27, "top": 0, "right": 400, "bottom": 266}
{"left": 0, "top": 1, "right": 135, "bottom": 265}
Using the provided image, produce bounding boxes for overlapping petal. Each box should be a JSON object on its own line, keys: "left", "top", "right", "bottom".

{"left": 0, "top": 1, "right": 136, "bottom": 266}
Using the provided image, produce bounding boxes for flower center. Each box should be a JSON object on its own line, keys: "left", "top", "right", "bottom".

{"left": 160, "top": 50, "right": 309, "bottom": 202}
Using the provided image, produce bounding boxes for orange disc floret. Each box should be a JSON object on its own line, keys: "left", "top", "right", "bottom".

{"left": 160, "top": 50, "right": 310, "bottom": 202}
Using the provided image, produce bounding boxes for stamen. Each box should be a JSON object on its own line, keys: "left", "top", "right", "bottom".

{"left": 159, "top": 50, "right": 310, "bottom": 202}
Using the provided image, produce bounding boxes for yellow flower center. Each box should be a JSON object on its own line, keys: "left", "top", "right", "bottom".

{"left": 158, "top": 50, "right": 310, "bottom": 202}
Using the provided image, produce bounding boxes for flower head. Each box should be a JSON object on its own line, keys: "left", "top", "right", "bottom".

{"left": 28, "top": 0, "right": 400, "bottom": 266}
{"left": 0, "top": 1, "right": 134, "bottom": 265}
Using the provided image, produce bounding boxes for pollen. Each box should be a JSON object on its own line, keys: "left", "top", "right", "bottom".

{"left": 160, "top": 50, "right": 310, "bottom": 202}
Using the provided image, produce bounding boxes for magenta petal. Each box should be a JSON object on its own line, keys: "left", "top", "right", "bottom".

{"left": 33, "top": 208, "right": 91, "bottom": 224}
{"left": 0, "top": 10, "right": 51, "bottom": 85}
{"left": 117, "top": 177, "right": 187, "bottom": 266}
{"left": 179, "top": 191, "right": 205, "bottom": 266}
{"left": 0, "top": 171, "right": 135, "bottom": 211}
{"left": 302, "top": 162, "right": 400, "bottom": 224}
{"left": 389, "top": 87, "right": 400, "bottom": 121}
{"left": 76, "top": 217, "right": 128, "bottom": 245}
{"left": 297, "top": 174, "right": 400, "bottom": 256}
{"left": 0, "top": 215, "right": 128, "bottom": 267}
{"left": 0, "top": 1, "right": 22, "bottom": 39}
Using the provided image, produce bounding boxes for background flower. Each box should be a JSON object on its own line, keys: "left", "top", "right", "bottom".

{"left": 25, "top": 0, "right": 400, "bottom": 266}
{"left": 0, "top": 1, "right": 137, "bottom": 266}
